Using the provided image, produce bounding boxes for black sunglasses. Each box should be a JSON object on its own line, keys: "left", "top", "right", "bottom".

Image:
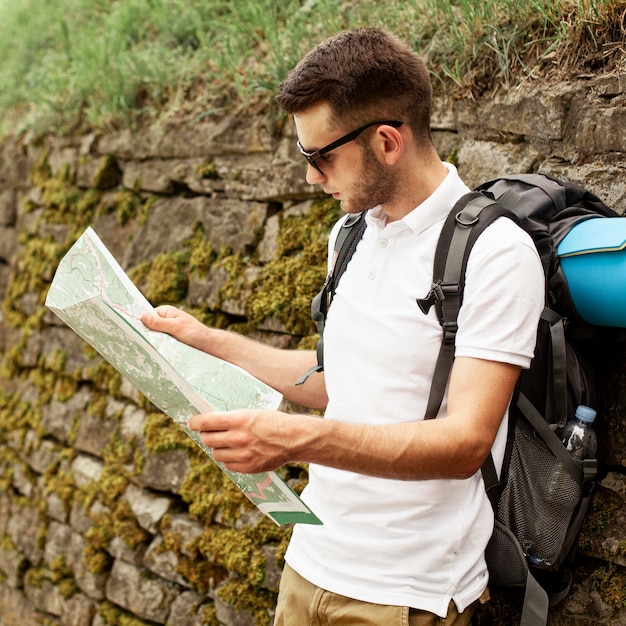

{"left": 297, "top": 120, "right": 404, "bottom": 175}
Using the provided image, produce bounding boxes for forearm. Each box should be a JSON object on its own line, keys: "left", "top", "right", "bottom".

{"left": 291, "top": 413, "right": 489, "bottom": 480}
{"left": 141, "top": 306, "right": 327, "bottom": 409}
{"left": 201, "top": 327, "right": 327, "bottom": 408}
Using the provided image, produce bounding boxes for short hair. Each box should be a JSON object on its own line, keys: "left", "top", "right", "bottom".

{"left": 275, "top": 28, "right": 433, "bottom": 144}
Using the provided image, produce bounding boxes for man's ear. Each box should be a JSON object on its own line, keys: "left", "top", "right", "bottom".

{"left": 372, "top": 123, "right": 404, "bottom": 165}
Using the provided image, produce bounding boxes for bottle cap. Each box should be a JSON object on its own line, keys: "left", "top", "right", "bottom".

{"left": 575, "top": 405, "right": 597, "bottom": 424}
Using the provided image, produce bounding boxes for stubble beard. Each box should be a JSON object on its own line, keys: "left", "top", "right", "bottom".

{"left": 340, "top": 145, "right": 401, "bottom": 215}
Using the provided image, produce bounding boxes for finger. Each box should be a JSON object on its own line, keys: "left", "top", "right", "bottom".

{"left": 187, "top": 412, "right": 228, "bottom": 432}
{"left": 141, "top": 306, "right": 178, "bottom": 329}
{"left": 198, "top": 429, "right": 232, "bottom": 450}
{"left": 140, "top": 311, "right": 159, "bottom": 328}
{"left": 153, "top": 305, "right": 178, "bottom": 318}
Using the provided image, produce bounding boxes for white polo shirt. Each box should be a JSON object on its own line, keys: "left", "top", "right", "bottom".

{"left": 285, "top": 163, "right": 544, "bottom": 616}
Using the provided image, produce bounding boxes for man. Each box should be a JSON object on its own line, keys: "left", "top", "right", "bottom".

{"left": 142, "top": 28, "right": 544, "bottom": 625}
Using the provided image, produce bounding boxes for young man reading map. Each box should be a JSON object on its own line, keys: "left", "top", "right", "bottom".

{"left": 142, "top": 27, "right": 544, "bottom": 626}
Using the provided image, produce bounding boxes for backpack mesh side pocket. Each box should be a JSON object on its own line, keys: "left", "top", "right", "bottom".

{"left": 485, "top": 521, "right": 529, "bottom": 588}
{"left": 497, "top": 419, "right": 582, "bottom": 571}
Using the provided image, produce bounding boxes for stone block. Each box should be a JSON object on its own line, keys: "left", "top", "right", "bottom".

{"left": 0, "top": 189, "right": 16, "bottom": 226}
{"left": 166, "top": 590, "right": 209, "bottom": 626}
{"left": 123, "top": 195, "right": 267, "bottom": 268}
{"left": 69, "top": 501, "right": 93, "bottom": 535}
{"left": 45, "top": 490, "right": 69, "bottom": 524}
{"left": 456, "top": 139, "right": 540, "bottom": 188}
{"left": 24, "top": 578, "right": 64, "bottom": 617}
{"left": 70, "top": 454, "right": 104, "bottom": 487}
{"left": 69, "top": 532, "right": 108, "bottom": 601}
{"left": 74, "top": 411, "right": 118, "bottom": 457}
{"left": 214, "top": 586, "right": 258, "bottom": 626}
{"left": 143, "top": 535, "right": 189, "bottom": 587}
{"left": 257, "top": 212, "right": 280, "bottom": 263}
{"left": 11, "top": 461, "right": 37, "bottom": 499}
{"left": 143, "top": 514, "right": 205, "bottom": 587}
{"left": 0, "top": 542, "right": 26, "bottom": 588}
{"left": 581, "top": 472, "right": 626, "bottom": 567}
{"left": 59, "top": 593, "right": 96, "bottom": 626}
{"left": 0, "top": 490, "right": 10, "bottom": 535}
{"left": 187, "top": 265, "right": 228, "bottom": 310}
{"left": 260, "top": 545, "right": 282, "bottom": 592}
{"left": 8, "top": 502, "right": 44, "bottom": 566}
{"left": 119, "top": 405, "right": 147, "bottom": 444}
{"left": 124, "top": 483, "right": 172, "bottom": 534}
{"left": 122, "top": 158, "right": 175, "bottom": 194}
{"left": 165, "top": 514, "right": 204, "bottom": 557}
{"left": 48, "top": 146, "right": 79, "bottom": 179}
{"left": 0, "top": 586, "right": 43, "bottom": 625}
{"left": 105, "top": 559, "right": 179, "bottom": 622}
{"left": 25, "top": 437, "right": 62, "bottom": 475}
{"left": 44, "top": 521, "right": 73, "bottom": 567}
{"left": 571, "top": 106, "right": 626, "bottom": 154}
{"left": 138, "top": 448, "right": 190, "bottom": 493}
{"left": 108, "top": 535, "right": 148, "bottom": 566}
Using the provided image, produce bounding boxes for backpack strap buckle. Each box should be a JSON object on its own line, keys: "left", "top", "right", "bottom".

{"left": 416, "top": 280, "right": 459, "bottom": 313}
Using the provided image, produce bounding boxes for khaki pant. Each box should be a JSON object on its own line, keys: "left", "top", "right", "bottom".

{"left": 274, "top": 564, "right": 480, "bottom": 626}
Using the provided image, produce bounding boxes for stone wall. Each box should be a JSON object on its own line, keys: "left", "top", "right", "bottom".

{"left": 1, "top": 73, "right": 626, "bottom": 626}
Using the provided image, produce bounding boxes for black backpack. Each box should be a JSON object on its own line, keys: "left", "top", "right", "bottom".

{"left": 299, "top": 173, "right": 619, "bottom": 625}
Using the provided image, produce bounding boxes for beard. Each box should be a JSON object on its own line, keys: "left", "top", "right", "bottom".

{"left": 340, "top": 145, "right": 401, "bottom": 215}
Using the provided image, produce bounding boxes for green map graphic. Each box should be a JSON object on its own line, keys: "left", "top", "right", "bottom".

{"left": 46, "top": 227, "right": 321, "bottom": 526}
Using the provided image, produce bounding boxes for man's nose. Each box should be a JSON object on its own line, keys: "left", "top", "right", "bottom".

{"left": 305, "top": 163, "right": 325, "bottom": 185}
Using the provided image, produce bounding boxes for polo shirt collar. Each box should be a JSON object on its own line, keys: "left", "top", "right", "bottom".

{"left": 366, "top": 162, "right": 470, "bottom": 235}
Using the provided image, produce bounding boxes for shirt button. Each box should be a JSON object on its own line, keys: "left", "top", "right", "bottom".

{"left": 368, "top": 270, "right": 377, "bottom": 279}
{"left": 380, "top": 239, "right": 388, "bottom": 248}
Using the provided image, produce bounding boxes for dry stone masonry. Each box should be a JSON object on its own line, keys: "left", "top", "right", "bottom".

{"left": 1, "top": 74, "right": 626, "bottom": 625}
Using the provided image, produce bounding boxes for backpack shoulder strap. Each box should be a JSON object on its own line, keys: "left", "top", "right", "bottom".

{"left": 417, "top": 191, "right": 515, "bottom": 419}
{"left": 295, "top": 212, "right": 367, "bottom": 386}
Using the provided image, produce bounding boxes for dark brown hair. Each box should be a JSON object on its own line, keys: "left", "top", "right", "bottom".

{"left": 275, "top": 28, "right": 433, "bottom": 144}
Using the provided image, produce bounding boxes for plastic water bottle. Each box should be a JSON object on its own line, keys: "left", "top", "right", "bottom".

{"left": 559, "top": 405, "right": 597, "bottom": 460}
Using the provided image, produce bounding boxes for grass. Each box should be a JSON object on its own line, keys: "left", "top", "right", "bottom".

{"left": 0, "top": 0, "right": 624, "bottom": 136}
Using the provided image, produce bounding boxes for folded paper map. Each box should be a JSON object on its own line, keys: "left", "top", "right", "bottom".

{"left": 45, "top": 227, "right": 321, "bottom": 526}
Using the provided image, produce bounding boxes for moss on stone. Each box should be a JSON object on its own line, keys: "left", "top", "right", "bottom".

{"left": 0, "top": 391, "right": 42, "bottom": 451}
{"left": 188, "top": 222, "right": 216, "bottom": 276}
{"left": 97, "top": 601, "right": 149, "bottom": 626}
{"left": 44, "top": 465, "right": 77, "bottom": 516}
{"left": 112, "top": 502, "right": 149, "bottom": 549}
{"left": 195, "top": 158, "right": 220, "bottom": 180}
{"left": 92, "top": 155, "right": 121, "bottom": 190}
{"left": 178, "top": 450, "right": 247, "bottom": 526}
{"left": 113, "top": 189, "right": 139, "bottom": 225}
{"left": 215, "top": 578, "right": 275, "bottom": 626}
{"left": 158, "top": 519, "right": 228, "bottom": 595}
{"left": 86, "top": 361, "right": 123, "bottom": 398}
{"left": 130, "top": 250, "right": 190, "bottom": 305}
{"left": 579, "top": 487, "right": 620, "bottom": 554}
{"left": 28, "top": 368, "right": 57, "bottom": 405}
{"left": 24, "top": 567, "right": 47, "bottom": 589}
{"left": 247, "top": 197, "right": 341, "bottom": 335}
{"left": 199, "top": 604, "right": 220, "bottom": 626}
{"left": 591, "top": 563, "right": 626, "bottom": 609}
{"left": 144, "top": 411, "right": 193, "bottom": 454}
{"left": 54, "top": 375, "right": 79, "bottom": 402}
{"left": 30, "top": 148, "right": 52, "bottom": 187}
{"left": 43, "top": 348, "right": 67, "bottom": 374}
{"left": 192, "top": 516, "right": 290, "bottom": 620}
{"left": 77, "top": 431, "right": 132, "bottom": 518}
{"left": 2, "top": 234, "right": 63, "bottom": 327}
